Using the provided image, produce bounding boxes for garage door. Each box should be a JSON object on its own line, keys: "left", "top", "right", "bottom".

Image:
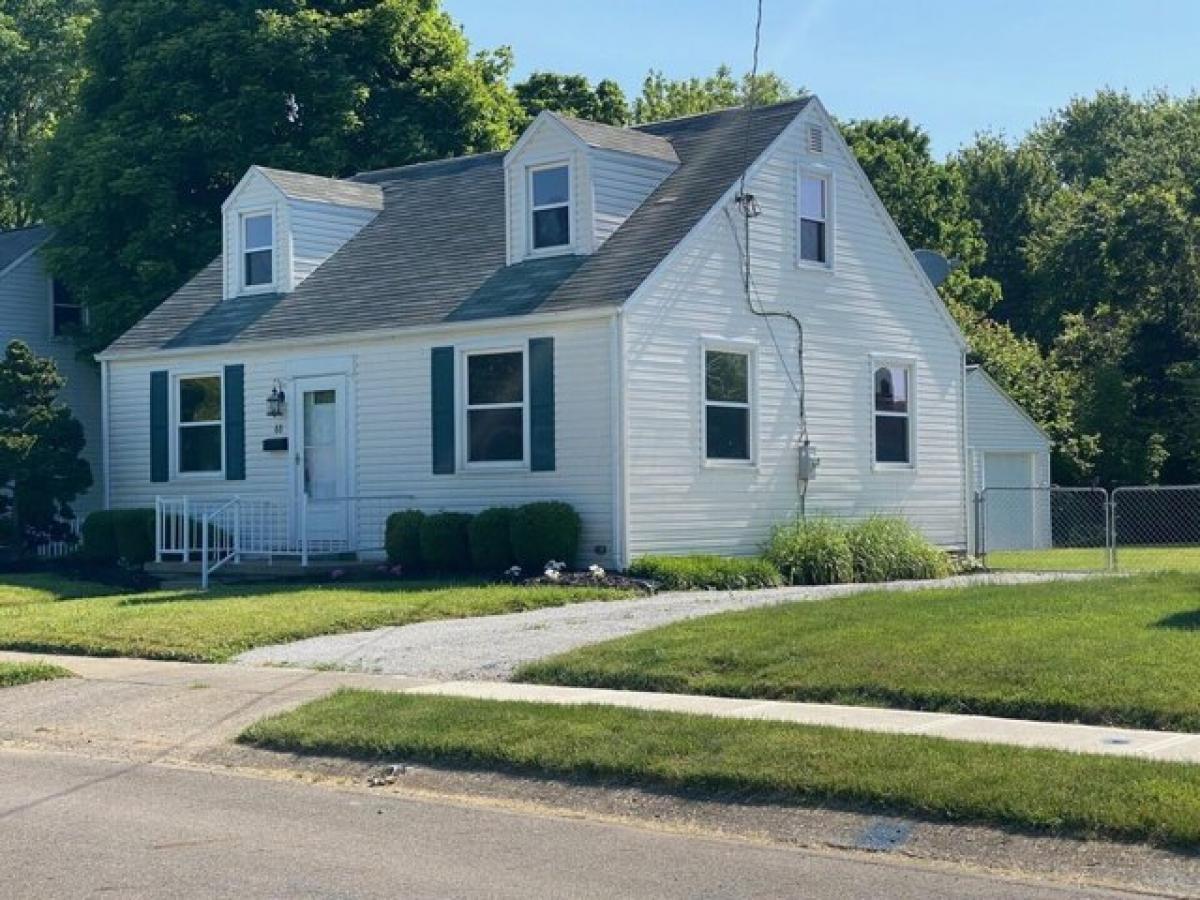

{"left": 984, "top": 452, "right": 1036, "bottom": 550}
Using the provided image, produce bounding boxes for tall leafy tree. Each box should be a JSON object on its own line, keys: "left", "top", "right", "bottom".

{"left": 514, "top": 71, "right": 630, "bottom": 126}
{"left": 633, "top": 65, "right": 798, "bottom": 123}
{"left": 34, "top": 0, "right": 521, "bottom": 355}
{"left": 0, "top": 341, "right": 92, "bottom": 552}
{"left": 0, "top": 0, "right": 95, "bottom": 228}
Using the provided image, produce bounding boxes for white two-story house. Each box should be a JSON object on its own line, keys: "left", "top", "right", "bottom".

{"left": 98, "top": 97, "right": 976, "bottom": 568}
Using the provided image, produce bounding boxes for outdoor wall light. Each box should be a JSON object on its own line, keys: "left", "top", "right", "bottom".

{"left": 266, "top": 379, "right": 287, "bottom": 418}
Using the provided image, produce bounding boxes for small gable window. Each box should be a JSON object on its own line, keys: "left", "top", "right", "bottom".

{"left": 465, "top": 349, "right": 526, "bottom": 464}
{"left": 242, "top": 213, "right": 274, "bottom": 288}
{"left": 874, "top": 364, "right": 912, "bottom": 465}
{"left": 51, "top": 280, "right": 83, "bottom": 337}
{"left": 177, "top": 375, "right": 224, "bottom": 474}
{"left": 704, "top": 349, "right": 752, "bottom": 462}
{"left": 799, "top": 172, "right": 829, "bottom": 265}
{"left": 529, "top": 164, "right": 570, "bottom": 251}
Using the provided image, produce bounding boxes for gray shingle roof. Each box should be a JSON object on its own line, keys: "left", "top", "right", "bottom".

{"left": 105, "top": 98, "right": 811, "bottom": 355}
{"left": 254, "top": 167, "right": 383, "bottom": 209}
{"left": 0, "top": 225, "right": 51, "bottom": 275}
{"left": 552, "top": 114, "right": 679, "bottom": 163}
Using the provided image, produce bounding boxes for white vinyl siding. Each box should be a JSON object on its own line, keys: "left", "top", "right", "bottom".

{"left": 290, "top": 199, "right": 378, "bottom": 286}
{"left": 0, "top": 250, "right": 103, "bottom": 515}
{"left": 591, "top": 148, "right": 677, "bottom": 248}
{"left": 622, "top": 105, "right": 968, "bottom": 556}
{"left": 105, "top": 316, "right": 618, "bottom": 565}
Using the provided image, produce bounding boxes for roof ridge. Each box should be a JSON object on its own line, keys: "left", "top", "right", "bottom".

{"left": 352, "top": 150, "right": 506, "bottom": 183}
{"left": 632, "top": 94, "right": 813, "bottom": 131}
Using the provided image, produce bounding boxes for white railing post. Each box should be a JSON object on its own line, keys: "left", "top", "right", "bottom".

{"left": 155, "top": 497, "right": 163, "bottom": 563}
{"left": 182, "top": 496, "right": 191, "bottom": 563}
{"left": 201, "top": 509, "right": 210, "bottom": 590}
{"left": 233, "top": 496, "right": 242, "bottom": 564}
{"left": 300, "top": 492, "right": 309, "bottom": 567}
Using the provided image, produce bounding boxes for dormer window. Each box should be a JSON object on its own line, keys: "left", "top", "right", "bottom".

{"left": 242, "top": 212, "right": 274, "bottom": 289}
{"left": 529, "top": 164, "right": 570, "bottom": 251}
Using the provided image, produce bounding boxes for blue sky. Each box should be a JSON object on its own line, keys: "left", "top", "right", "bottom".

{"left": 444, "top": 0, "right": 1200, "bottom": 157}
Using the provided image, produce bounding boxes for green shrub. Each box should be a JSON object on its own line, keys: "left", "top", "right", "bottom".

{"left": 846, "top": 517, "right": 952, "bottom": 582}
{"left": 509, "top": 501, "right": 582, "bottom": 570}
{"left": 469, "top": 507, "right": 515, "bottom": 571}
{"left": 764, "top": 518, "right": 854, "bottom": 585}
{"left": 419, "top": 512, "right": 474, "bottom": 573}
{"left": 385, "top": 509, "right": 426, "bottom": 569}
{"left": 628, "top": 555, "right": 782, "bottom": 590}
{"left": 82, "top": 509, "right": 155, "bottom": 566}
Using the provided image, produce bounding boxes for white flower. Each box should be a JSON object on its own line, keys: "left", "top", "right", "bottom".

{"left": 588, "top": 564, "right": 606, "bottom": 579}
{"left": 543, "top": 568, "right": 561, "bottom": 581}
{"left": 505, "top": 565, "right": 523, "bottom": 578}
{"left": 544, "top": 559, "right": 565, "bottom": 572}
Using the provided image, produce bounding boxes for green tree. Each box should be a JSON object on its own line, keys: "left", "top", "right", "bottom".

{"left": 0, "top": 0, "right": 95, "bottom": 228}
{"left": 34, "top": 0, "right": 521, "bottom": 355}
{"left": 0, "top": 340, "right": 92, "bottom": 551}
{"left": 633, "top": 65, "right": 798, "bottom": 123}
{"left": 514, "top": 71, "right": 630, "bottom": 126}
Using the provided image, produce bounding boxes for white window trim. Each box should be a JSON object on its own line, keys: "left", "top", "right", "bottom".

{"left": 870, "top": 354, "right": 917, "bottom": 472}
{"left": 172, "top": 370, "right": 225, "bottom": 479}
{"left": 239, "top": 208, "right": 276, "bottom": 295}
{"left": 797, "top": 164, "right": 835, "bottom": 271}
{"left": 46, "top": 277, "right": 87, "bottom": 342}
{"left": 701, "top": 339, "right": 758, "bottom": 468}
{"left": 526, "top": 161, "right": 573, "bottom": 257}
{"left": 459, "top": 345, "right": 530, "bottom": 472}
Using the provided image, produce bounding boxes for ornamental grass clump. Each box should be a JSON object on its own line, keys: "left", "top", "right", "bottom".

{"left": 846, "top": 516, "right": 951, "bottom": 583}
{"left": 763, "top": 518, "right": 854, "bottom": 585}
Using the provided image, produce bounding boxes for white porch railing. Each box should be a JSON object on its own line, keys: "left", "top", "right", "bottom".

{"left": 155, "top": 493, "right": 416, "bottom": 587}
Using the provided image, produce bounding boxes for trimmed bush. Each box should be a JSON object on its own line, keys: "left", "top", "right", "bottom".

{"left": 627, "top": 555, "right": 782, "bottom": 591}
{"left": 385, "top": 510, "right": 426, "bottom": 569}
{"left": 509, "top": 501, "right": 582, "bottom": 571}
{"left": 469, "top": 507, "right": 515, "bottom": 572}
{"left": 82, "top": 509, "right": 155, "bottom": 566}
{"left": 846, "top": 517, "right": 951, "bottom": 582}
{"left": 764, "top": 518, "right": 854, "bottom": 585}
{"left": 419, "top": 512, "right": 474, "bottom": 573}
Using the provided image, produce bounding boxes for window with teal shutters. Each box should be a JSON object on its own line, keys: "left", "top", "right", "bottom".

{"left": 529, "top": 337, "right": 555, "bottom": 471}
{"left": 150, "top": 370, "right": 169, "bottom": 482}
{"left": 224, "top": 365, "right": 245, "bottom": 480}
{"left": 431, "top": 347, "right": 455, "bottom": 474}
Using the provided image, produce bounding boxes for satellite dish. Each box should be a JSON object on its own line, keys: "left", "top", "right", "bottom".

{"left": 914, "top": 249, "right": 955, "bottom": 287}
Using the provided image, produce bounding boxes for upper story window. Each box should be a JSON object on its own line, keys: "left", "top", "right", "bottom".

{"left": 529, "top": 164, "right": 570, "bottom": 251}
{"left": 177, "top": 375, "right": 223, "bottom": 474}
{"left": 51, "top": 280, "right": 83, "bottom": 337}
{"left": 704, "top": 349, "right": 752, "bottom": 462}
{"left": 465, "top": 349, "right": 526, "bottom": 464}
{"left": 242, "top": 213, "right": 274, "bottom": 289}
{"left": 799, "top": 172, "right": 830, "bottom": 265}
{"left": 874, "top": 364, "right": 912, "bottom": 465}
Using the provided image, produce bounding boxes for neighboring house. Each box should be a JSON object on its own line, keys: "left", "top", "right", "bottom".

{"left": 0, "top": 226, "right": 104, "bottom": 521}
{"left": 966, "top": 365, "right": 1053, "bottom": 552}
{"left": 99, "top": 97, "right": 973, "bottom": 568}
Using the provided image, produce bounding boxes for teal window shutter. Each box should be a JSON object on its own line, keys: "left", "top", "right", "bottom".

{"left": 224, "top": 365, "right": 246, "bottom": 481}
{"left": 431, "top": 347, "right": 455, "bottom": 474}
{"left": 150, "top": 370, "right": 169, "bottom": 482}
{"left": 529, "top": 337, "right": 555, "bottom": 472}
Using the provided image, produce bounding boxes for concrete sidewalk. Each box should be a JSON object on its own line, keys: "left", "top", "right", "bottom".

{"left": 2, "top": 650, "right": 1198, "bottom": 764}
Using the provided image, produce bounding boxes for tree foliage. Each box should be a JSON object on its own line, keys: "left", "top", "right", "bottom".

{"left": 0, "top": 341, "right": 92, "bottom": 551}
{"left": 33, "top": 0, "right": 521, "bottom": 355}
{"left": 514, "top": 71, "right": 629, "bottom": 126}
{"left": 0, "top": 0, "right": 94, "bottom": 228}
{"left": 633, "top": 64, "right": 799, "bottom": 123}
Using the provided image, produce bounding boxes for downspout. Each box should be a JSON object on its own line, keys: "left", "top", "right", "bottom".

{"left": 100, "top": 358, "right": 111, "bottom": 510}
{"left": 610, "top": 310, "right": 629, "bottom": 568}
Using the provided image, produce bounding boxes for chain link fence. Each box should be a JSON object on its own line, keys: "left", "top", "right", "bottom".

{"left": 976, "top": 485, "right": 1200, "bottom": 573}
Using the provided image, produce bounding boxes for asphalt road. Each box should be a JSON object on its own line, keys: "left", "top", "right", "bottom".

{"left": 0, "top": 750, "right": 1143, "bottom": 900}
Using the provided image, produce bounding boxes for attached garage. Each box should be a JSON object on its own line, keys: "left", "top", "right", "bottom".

{"left": 966, "top": 367, "right": 1053, "bottom": 554}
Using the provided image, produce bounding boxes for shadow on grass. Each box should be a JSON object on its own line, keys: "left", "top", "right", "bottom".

{"left": 1156, "top": 609, "right": 1200, "bottom": 630}
{"left": 111, "top": 577, "right": 495, "bottom": 607}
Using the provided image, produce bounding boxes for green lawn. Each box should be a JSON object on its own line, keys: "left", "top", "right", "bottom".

{"left": 0, "top": 573, "right": 634, "bottom": 663}
{"left": 0, "top": 661, "right": 72, "bottom": 688}
{"left": 987, "top": 545, "right": 1200, "bottom": 573}
{"left": 519, "top": 574, "right": 1200, "bottom": 732}
{"left": 240, "top": 690, "right": 1200, "bottom": 847}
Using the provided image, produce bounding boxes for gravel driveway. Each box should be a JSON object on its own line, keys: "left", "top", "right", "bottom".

{"left": 235, "top": 572, "right": 1083, "bottom": 680}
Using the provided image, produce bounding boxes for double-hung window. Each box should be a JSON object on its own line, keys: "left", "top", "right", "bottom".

{"left": 466, "top": 350, "right": 525, "bottom": 464}
{"left": 799, "top": 172, "right": 829, "bottom": 265}
{"left": 242, "top": 213, "right": 274, "bottom": 288}
{"left": 704, "top": 349, "right": 752, "bottom": 462}
{"left": 529, "top": 164, "right": 570, "bottom": 251}
{"left": 51, "top": 280, "right": 83, "bottom": 337}
{"left": 177, "top": 375, "right": 223, "bottom": 474}
{"left": 873, "top": 364, "right": 912, "bottom": 465}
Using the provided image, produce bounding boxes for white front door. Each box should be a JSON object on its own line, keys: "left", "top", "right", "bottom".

{"left": 293, "top": 376, "right": 349, "bottom": 549}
